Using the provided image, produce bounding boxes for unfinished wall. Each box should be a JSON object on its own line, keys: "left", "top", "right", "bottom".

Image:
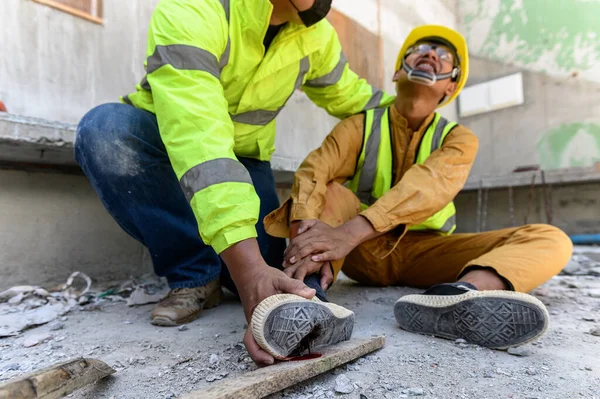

{"left": 0, "top": 170, "right": 152, "bottom": 287}
{"left": 459, "top": 0, "right": 600, "bottom": 82}
{"left": 457, "top": 0, "right": 600, "bottom": 179}
{"left": 461, "top": 56, "right": 600, "bottom": 181}
{"left": 0, "top": 0, "right": 158, "bottom": 123}
{"left": 455, "top": 181, "right": 600, "bottom": 235}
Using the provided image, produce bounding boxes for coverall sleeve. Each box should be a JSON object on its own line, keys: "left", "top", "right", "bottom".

{"left": 289, "top": 114, "right": 365, "bottom": 221}
{"left": 302, "top": 21, "right": 395, "bottom": 118}
{"left": 146, "top": 0, "right": 259, "bottom": 254}
{"left": 361, "top": 126, "right": 479, "bottom": 232}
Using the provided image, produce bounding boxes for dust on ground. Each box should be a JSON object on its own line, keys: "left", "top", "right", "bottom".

{"left": 1, "top": 251, "right": 600, "bottom": 399}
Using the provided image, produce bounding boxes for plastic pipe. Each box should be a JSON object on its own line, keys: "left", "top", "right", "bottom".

{"left": 569, "top": 234, "right": 600, "bottom": 245}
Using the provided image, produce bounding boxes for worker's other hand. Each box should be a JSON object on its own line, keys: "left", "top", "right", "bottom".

{"left": 283, "top": 257, "right": 333, "bottom": 290}
{"left": 236, "top": 265, "right": 316, "bottom": 366}
{"left": 284, "top": 220, "right": 358, "bottom": 265}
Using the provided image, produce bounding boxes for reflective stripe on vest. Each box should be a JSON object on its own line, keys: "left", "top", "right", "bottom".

{"left": 348, "top": 107, "right": 458, "bottom": 234}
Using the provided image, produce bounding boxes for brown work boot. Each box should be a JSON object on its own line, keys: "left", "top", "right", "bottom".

{"left": 151, "top": 278, "right": 223, "bottom": 326}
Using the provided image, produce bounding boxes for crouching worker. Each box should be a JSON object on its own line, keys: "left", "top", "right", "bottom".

{"left": 261, "top": 25, "right": 573, "bottom": 350}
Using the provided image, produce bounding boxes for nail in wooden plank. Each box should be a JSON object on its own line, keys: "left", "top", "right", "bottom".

{"left": 0, "top": 358, "right": 115, "bottom": 399}
{"left": 180, "top": 336, "right": 385, "bottom": 399}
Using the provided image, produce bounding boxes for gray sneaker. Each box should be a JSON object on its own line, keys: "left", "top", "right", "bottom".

{"left": 394, "top": 282, "right": 549, "bottom": 349}
{"left": 251, "top": 294, "right": 355, "bottom": 359}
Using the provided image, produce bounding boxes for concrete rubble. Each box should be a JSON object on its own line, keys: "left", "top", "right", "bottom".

{"left": 0, "top": 249, "right": 599, "bottom": 398}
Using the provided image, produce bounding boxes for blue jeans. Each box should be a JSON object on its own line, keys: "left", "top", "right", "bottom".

{"left": 74, "top": 103, "right": 326, "bottom": 299}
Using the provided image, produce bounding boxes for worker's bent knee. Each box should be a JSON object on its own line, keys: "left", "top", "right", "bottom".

{"left": 75, "top": 103, "right": 156, "bottom": 178}
{"left": 531, "top": 223, "right": 573, "bottom": 275}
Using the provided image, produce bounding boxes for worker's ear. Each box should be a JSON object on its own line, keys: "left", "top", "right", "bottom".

{"left": 392, "top": 70, "right": 401, "bottom": 82}
{"left": 444, "top": 81, "right": 457, "bottom": 96}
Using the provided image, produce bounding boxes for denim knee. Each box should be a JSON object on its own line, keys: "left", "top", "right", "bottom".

{"left": 75, "top": 103, "right": 151, "bottom": 178}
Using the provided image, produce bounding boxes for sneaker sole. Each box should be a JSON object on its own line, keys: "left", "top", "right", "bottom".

{"left": 394, "top": 290, "right": 548, "bottom": 349}
{"left": 251, "top": 294, "right": 355, "bottom": 359}
{"left": 151, "top": 289, "right": 223, "bottom": 327}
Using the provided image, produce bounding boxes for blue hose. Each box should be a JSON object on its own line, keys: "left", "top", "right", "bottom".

{"left": 569, "top": 234, "right": 600, "bottom": 245}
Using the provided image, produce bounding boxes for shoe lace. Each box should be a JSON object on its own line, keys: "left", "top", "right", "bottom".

{"left": 166, "top": 288, "right": 196, "bottom": 300}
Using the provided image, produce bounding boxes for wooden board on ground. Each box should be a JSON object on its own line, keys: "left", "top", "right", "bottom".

{"left": 180, "top": 336, "right": 385, "bottom": 399}
{"left": 0, "top": 358, "right": 115, "bottom": 399}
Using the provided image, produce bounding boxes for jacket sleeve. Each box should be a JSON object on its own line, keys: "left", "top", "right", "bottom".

{"left": 360, "top": 125, "right": 479, "bottom": 232}
{"left": 289, "top": 114, "right": 365, "bottom": 221}
{"left": 146, "top": 0, "right": 259, "bottom": 254}
{"left": 302, "top": 21, "right": 395, "bottom": 118}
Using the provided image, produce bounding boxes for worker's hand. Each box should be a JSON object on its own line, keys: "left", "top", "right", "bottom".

{"left": 221, "top": 239, "right": 316, "bottom": 366}
{"left": 284, "top": 219, "right": 358, "bottom": 265}
{"left": 283, "top": 257, "right": 334, "bottom": 290}
{"left": 239, "top": 267, "right": 315, "bottom": 365}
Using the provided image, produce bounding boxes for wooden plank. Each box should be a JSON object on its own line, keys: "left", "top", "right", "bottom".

{"left": 0, "top": 358, "right": 115, "bottom": 399}
{"left": 180, "top": 336, "right": 385, "bottom": 399}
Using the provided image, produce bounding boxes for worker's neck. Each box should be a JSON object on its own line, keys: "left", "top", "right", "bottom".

{"left": 269, "top": 1, "right": 290, "bottom": 25}
{"left": 393, "top": 96, "right": 434, "bottom": 131}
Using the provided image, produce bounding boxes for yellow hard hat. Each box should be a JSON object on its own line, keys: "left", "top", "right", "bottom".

{"left": 395, "top": 25, "right": 469, "bottom": 108}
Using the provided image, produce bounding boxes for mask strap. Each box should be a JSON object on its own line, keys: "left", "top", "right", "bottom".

{"left": 288, "top": 0, "right": 301, "bottom": 12}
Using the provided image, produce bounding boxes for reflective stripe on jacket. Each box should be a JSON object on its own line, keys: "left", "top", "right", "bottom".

{"left": 121, "top": 0, "right": 394, "bottom": 253}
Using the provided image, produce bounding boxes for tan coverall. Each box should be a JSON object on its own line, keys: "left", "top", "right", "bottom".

{"left": 265, "top": 106, "right": 573, "bottom": 293}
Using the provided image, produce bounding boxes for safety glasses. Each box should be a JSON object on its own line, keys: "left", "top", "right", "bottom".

{"left": 406, "top": 43, "right": 456, "bottom": 65}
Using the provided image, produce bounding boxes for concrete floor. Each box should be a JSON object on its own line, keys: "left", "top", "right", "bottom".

{"left": 1, "top": 265, "right": 600, "bottom": 399}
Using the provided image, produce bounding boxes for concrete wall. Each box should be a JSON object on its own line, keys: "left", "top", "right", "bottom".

{"left": 455, "top": 181, "right": 600, "bottom": 235}
{"left": 0, "top": 0, "right": 158, "bottom": 123}
{"left": 461, "top": 56, "right": 600, "bottom": 180}
{"left": 457, "top": 0, "right": 600, "bottom": 179}
{"left": 0, "top": 169, "right": 152, "bottom": 288}
{"left": 459, "top": 0, "right": 600, "bottom": 82}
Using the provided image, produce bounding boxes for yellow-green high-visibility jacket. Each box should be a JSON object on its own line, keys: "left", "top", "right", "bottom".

{"left": 348, "top": 107, "right": 458, "bottom": 234}
{"left": 121, "top": 0, "right": 394, "bottom": 254}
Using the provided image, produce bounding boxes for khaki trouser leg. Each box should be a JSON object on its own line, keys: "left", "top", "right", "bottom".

{"left": 263, "top": 182, "right": 362, "bottom": 282}
{"left": 343, "top": 224, "right": 573, "bottom": 293}
{"left": 314, "top": 183, "right": 363, "bottom": 281}
{"left": 265, "top": 183, "right": 573, "bottom": 293}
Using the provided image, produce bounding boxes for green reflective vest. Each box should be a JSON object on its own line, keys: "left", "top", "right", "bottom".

{"left": 122, "top": 0, "right": 394, "bottom": 254}
{"left": 348, "top": 107, "right": 458, "bottom": 234}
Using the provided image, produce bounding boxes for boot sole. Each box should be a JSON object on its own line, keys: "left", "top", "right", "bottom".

{"left": 151, "top": 289, "right": 223, "bottom": 327}
{"left": 394, "top": 290, "right": 548, "bottom": 349}
{"left": 251, "top": 294, "right": 355, "bottom": 359}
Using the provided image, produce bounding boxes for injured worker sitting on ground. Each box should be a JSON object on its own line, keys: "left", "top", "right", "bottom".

{"left": 263, "top": 25, "right": 574, "bottom": 350}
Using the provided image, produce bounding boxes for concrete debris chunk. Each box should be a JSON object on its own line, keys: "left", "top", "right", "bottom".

{"left": 408, "top": 388, "right": 425, "bottom": 396}
{"left": 589, "top": 326, "right": 600, "bottom": 336}
{"left": 126, "top": 275, "right": 169, "bottom": 306}
{"left": 178, "top": 325, "right": 189, "bottom": 332}
{"left": 22, "top": 332, "right": 53, "bottom": 348}
{"left": 507, "top": 346, "right": 534, "bottom": 357}
{"left": 0, "top": 272, "right": 94, "bottom": 337}
{"left": 49, "top": 321, "right": 65, "bottom": 331}
{"left": 561, "top": 255, "right": 600, "bottom": 276}
{"left": 334, "top": 374, "right": 354, "bottom": 394}
{"left": 0, "top": 286, "right": 39, "bottom": 302}
{"left": 0, "top": 302, "right": 69, "bottom": 337}
{"left": 205, "top": 371, "right": 228, "bottom": 382}
{"left": 209, "top": 354, "right": 219, "bottom": 365}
